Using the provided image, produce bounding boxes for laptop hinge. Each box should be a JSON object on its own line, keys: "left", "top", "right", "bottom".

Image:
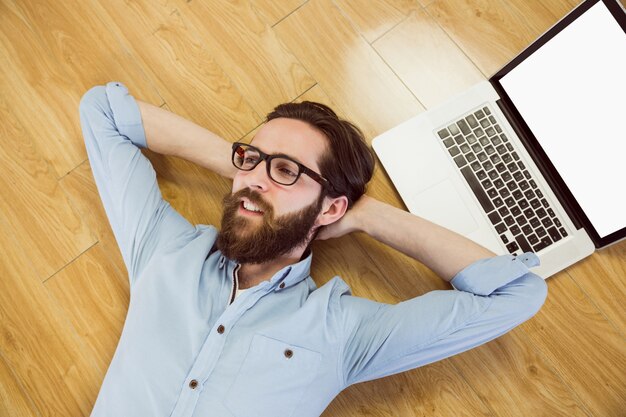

{"left": 496, "top": 98, "right": 584, "bottom": 231}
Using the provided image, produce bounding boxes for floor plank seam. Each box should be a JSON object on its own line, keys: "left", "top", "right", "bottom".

{"left": 271, "top": 1, "right": 311, "bottom": 28}
{"left": 42, "top": 240, "right": 100, "bottom": 285}
{"left": 422, "top": 4, "right": 489, "bottom": 79}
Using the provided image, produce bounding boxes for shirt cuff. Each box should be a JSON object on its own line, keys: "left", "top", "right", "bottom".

{"left": 450, "top": 252, "right": 540, "bottom": 296}
{"left": 105, "top": 81, "right": 148, "bottom": 149}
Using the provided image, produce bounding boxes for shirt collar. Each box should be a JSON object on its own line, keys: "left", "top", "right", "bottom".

{"left": 217, "top": 251, "right": 313, "bottom": 291}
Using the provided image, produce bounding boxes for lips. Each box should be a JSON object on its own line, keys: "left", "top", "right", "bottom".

{"left": 238, "top": 195, "right": 268, "bottom": 217}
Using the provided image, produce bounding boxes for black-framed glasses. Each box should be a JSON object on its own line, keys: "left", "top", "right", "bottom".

{"left": 231, "top": 142, "right": 333, "bottom": 191}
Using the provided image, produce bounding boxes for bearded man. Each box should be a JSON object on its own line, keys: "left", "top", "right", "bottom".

{"left": 79, "top": 82, "right": 547, "bottom": 417}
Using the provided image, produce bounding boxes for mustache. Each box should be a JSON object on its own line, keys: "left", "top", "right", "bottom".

{"left": 222, "top": 188, "right": 273, "bottom": 216}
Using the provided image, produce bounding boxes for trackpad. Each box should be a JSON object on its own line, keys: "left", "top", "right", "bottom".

{"left": 405, "top": 179, "right": 479, "bottom": 236}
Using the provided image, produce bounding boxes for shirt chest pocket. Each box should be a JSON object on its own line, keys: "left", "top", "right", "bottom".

{"left": 223, "top": 334, "right": 322, "bottom": 417}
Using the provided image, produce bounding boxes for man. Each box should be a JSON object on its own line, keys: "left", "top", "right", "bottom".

{"left": 79, "top": 82, "right": 547, "bottom": 417}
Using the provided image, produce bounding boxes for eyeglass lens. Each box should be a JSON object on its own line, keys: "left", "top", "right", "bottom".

{"left": 233, "top": 145, "right": 301, "bottom": 185}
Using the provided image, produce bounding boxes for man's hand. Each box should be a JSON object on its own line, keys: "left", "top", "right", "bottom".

{"left": 316, "top": 193, "right": 496, "bottom": 282}
{"left": 316, "top": 195, "right": 371, "bottom": 241}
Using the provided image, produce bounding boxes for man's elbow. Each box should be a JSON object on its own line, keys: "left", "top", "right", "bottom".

{"left": 78, "top": 85, "right": 107, "bottom": 115}
{"left": 520, "top": 272, "right": 548, "bottom": 319}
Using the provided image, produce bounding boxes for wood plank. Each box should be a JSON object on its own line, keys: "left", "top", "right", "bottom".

{"left": 0, "top": 215, "right": 103, "bottom": 417}
{"left": 250, "top": 0, "right": 308, "bottom": 26}
{"left": 45, "top": 241, "right": 129, "bottom": 375}
{"left": 0, "top": 86, "right": 96, "bottom": 282}
{"left": 523, "top": 272, "right": 626, "bottom": 416}
{"left": 565, "top": 244, "right": 626, "bottom": 335}
{"left": 427, "top": 0, "right": 578, "bottom": 76}
{"left": 450, "top": 311, "right": 589, "bottom": 417}
{"left": 172, "top": 0, "right": 316, "bottom": 117}
{"left": 0, "top": 353, "right": 40, "bottom": 417}
{"left": 94, "top": 0, "right": 262, "bottom": 140}
{"left": 0, "top": 0, "right": 162, "bottom": 178}
{"left": 334, "top": 0, "right": 408, "bottom": 43}
{"left": 374, "top": 9, "right": 484, "bottom": 108}
{"left": 274, "top": 0, "right": 424, "bottom": 141}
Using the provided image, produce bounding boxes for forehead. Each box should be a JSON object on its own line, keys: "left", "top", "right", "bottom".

{"left": 250, "top": 118, "right": 327, "bottom": 170}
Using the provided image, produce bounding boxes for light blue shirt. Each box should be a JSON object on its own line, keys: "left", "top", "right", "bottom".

{"left": 79, "top": 82, "right": 548, "bottom": 417}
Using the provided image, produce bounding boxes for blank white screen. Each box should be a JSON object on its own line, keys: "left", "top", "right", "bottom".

{"left": 500, "top": 1, "right": 626, "bottom": 238}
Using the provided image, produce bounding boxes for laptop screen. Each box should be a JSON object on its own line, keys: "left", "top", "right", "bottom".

{"left": 493, "top": 0, "right": 626, "bottom": 246}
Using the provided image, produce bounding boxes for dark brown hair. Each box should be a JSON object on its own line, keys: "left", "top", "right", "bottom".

{"left": 266, "top": 101, "right": 375, "bottom": 208}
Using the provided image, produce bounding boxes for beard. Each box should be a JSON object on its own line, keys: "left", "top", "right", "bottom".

{"left": 216, "top": 188, "right": 324, "bottom": 264}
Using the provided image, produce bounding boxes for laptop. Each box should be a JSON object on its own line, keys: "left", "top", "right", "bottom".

{"left": 372, "top": 0, "right": 626, "bottom": 279}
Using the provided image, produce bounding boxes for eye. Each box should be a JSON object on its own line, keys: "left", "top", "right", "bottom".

{"left": 278, "top": 167, "right": 298, "bottom": 177}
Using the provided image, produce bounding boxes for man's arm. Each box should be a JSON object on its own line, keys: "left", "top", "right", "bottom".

{"left": 136, "top": 100, "right": 238, "bottom": 179}
{"left": 79, "top": 82, "right": 197, "bottom": 286}
{"left": 318, "top": 195, "right": 496, "bottom": 282}
{"left": 318, "top": 196, "right": 547, "bottom": 387}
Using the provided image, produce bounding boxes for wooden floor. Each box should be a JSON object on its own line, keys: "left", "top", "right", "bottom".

{"left": 0, "top": 0, "right": 624, "bottom": 416}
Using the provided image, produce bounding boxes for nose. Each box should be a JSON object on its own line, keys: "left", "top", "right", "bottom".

{"left": 241, "top": 159, "right": 271, "bottom": 192}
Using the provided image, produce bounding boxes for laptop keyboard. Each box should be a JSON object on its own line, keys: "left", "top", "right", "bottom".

{"left": 437, "top": 105, "right": 568, "bottom": 256}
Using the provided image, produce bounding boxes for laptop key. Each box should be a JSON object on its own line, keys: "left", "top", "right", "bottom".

{"left": 454, "top": 154, "right": 467, "bottom": 168}
{"left": 515, "top": 234, "right": 532, "bottom": 252}
{"left": 449, "top": 146, "right": 460, "bottom": 157}
{"left": 504, "top": 215, "right": 515, "bottom": 226}
{"left": 466, "top": 115, "right": 478, "bottom": 128}
{"left": 530, "top": 198, "right": 541, "bottom": 209}
{"left": 518, "top": 199, "right": 529, "bottom": 209}
{"left": 495, "top": 222, "right": 507, "bottom": 234}
{"left": 448, "top": 124, "right": 460, "bottom": 135}
{"left": 457, "top": 120, "right": 471, "bottom": 135}
{"left": 528, "top": 234, "right": 539, "bottom": 245}
{"left": 467, "top": 134, "right": 477, "bottom": 144}
{"left": 467, "top": 153, "right": 476, "bottom": 162}
{"left": 559, "top": 227, "right": 568, "bottom": 237}
{"left": 460, "top": 166, "right": 495, "bottom": 213}
{"left": 522, "top": 224, "right": 533, "bottom": 235}
{"left": 536, "top": 227, "right": 547, "bottom": 237}
{"left": 487, "top": 188, "right": 499, "bottom": 198}
{"left": 480, "top": 118, "right": 490, "bottom": 128}
{"left": 488, "top": 211, "right": 501, "bottom": 225}
{"left": 454, "top": 135, "right": 465, "bottom": 145}
{"left": 506, "top": 241, "right": 520, "bottom": 253}
{"left": 443, "top": 138, "right": 455, "bottom": 148}
{"left": 475, "top": 109, "right": 485, "bottom": 119}
{"left": 493, "top": 197, "right": 504, "bottom": 207}
{"left": 548, "top": 226, "right": 562, "bottom": 242}
{"left": 510, "top": 225, "right": 521, "bottom": 235}
{"left": 438, "top": 129, "right": 450, "bottom": 139}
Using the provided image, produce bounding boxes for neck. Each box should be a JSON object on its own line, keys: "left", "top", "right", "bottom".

{"left": 237, "top": 247, "right": 309, "bottom": 290}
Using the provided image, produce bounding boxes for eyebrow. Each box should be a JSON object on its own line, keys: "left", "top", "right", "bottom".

{"left": 249, "top": 142, "right": 313, "bottom": 168}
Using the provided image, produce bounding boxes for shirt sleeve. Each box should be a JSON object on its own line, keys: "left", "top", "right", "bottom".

{"left": 338, "top": 252, "right": 547, "bottom": 387}
{"left": 78, "top": 82, "right": 196, "bottom": 287}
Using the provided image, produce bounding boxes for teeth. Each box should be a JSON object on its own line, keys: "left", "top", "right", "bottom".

{"left": 243, "top": 201, "right": 262, "bottom": 213}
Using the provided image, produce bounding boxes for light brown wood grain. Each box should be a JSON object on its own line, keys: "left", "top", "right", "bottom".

{"left": 93, "top": 0, "right": 262, "bottom": 140}
{"left": 0, "top": 353, "right": 39, "bottom": 417}
{"left": 374, "top": 8, "right": 485, "bottom": 108}
{"left": 1, "top": 0, "right": 625, "bottom": 416}
{"left": 523, "top": 273, "right": 626, "bottom": 416}
{"left": 250, "top": 0, "right": 308, "bottom": 26}
{"left": 334, "top": 0, "right": 409, "bottom": 43}
{"left": 274, "top": 0, "right": 424, "bottom": 141}
{"left": 0, "top": 85, "right": 96, "bottom": 281}
{"left": 172, "top": 0, "right": 316, "bottom": 117}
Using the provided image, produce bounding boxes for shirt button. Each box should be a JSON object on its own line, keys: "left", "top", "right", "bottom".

{"left": 217, "top": 324, "right": 225, "bottom": 334}
{"left": 284, "top": 349, "right": 293, "bottom": 359}
{"left": 189, "top": 379, "right": 198, "bottom": 389}
{"left": 279, "top": 282, "right": 285, "bottom": 289}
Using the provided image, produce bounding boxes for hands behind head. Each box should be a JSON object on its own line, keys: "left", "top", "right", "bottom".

{"left": 315, "top": 194, "right": 372, "bottom": 241}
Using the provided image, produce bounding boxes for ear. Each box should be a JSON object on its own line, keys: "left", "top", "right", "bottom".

{"left": 316, "top": 195, "right": 349, "bottom": 227}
